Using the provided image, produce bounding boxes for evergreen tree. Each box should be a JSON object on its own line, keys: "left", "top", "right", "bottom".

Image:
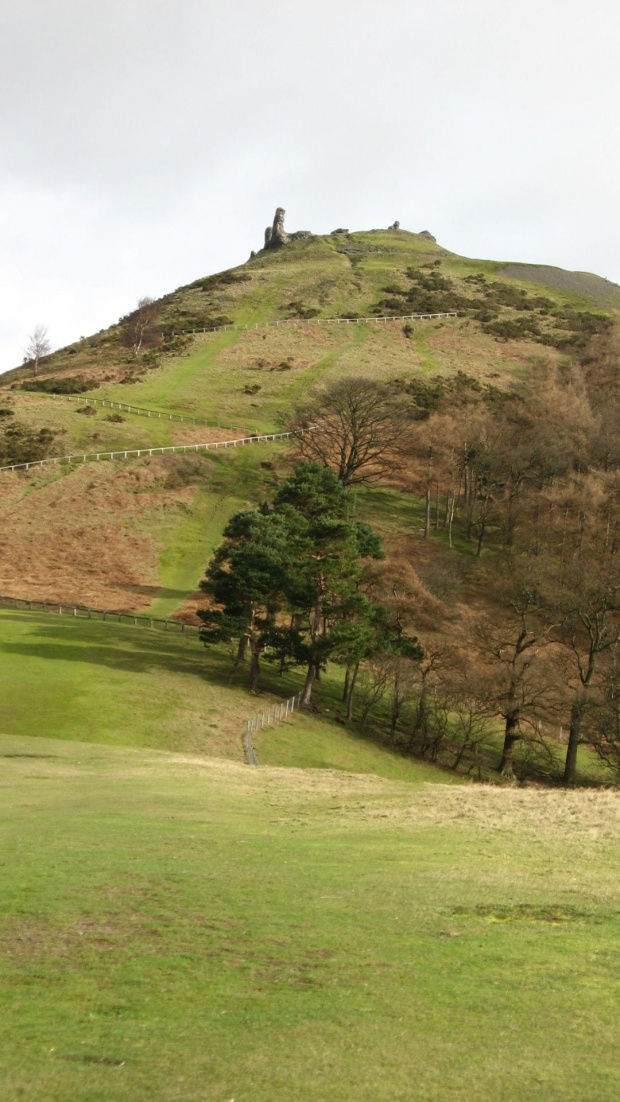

{"left": 199, "top": 509, "right": 298, "bottom": 692}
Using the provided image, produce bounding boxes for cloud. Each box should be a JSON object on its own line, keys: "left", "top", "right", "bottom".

{"left": 1, "top": 0, "right": 619, "bottom": 370}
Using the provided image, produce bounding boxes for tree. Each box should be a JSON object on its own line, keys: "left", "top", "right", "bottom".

{"left": 198, "top": 509, "right": 298, "bottom": 692}
{"left": 556, "top": 567, "right": 620, "bottom": 784}
{"left": 272, "top": 462, "right": 384, "bottom": 706}
{"left": 198, "top": 462, "right": 384, "bottom": 706}
{"left": 123, "top": 297, "right": 158, "bottom": 357}
{"left": 289, "top": 377, "right": 410, "bottom": 487}
{"left": 23, "top": 324, "right": 51, "bottom": 377}
{"left": 479, "top": 601, "right": 556, "bottom": 778}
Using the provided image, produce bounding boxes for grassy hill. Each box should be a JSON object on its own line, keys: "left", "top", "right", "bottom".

{"left": 2, "top": 223, "right": 620, "bottom": 1098}
{"left": 2, "top": 225, "right": 617, "bottom": 605}
{"left": 1, "top": 223, "right": 619, "bottom": 771}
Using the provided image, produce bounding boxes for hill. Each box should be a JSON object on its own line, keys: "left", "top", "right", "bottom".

{"left": 1, "top": 214, "right": 619, "bottom": 782}
{"left": 3, "top": 215, "right": 620, "bottom": 1099}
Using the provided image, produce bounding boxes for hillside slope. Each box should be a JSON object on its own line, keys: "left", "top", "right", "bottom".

{"left": 1, "top": 220, "right": 618, "bottom": 780}
{"left": 2, "top": 223, "right": 616, "bottom": 615}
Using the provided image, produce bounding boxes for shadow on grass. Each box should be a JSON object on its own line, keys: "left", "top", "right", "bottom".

{"left": 0, "top": 612, "right": 302, "bottom": 702}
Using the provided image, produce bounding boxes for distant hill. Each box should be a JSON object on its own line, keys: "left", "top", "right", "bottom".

{"left": 2, "top": 222, "right": 617, "bottom": 407}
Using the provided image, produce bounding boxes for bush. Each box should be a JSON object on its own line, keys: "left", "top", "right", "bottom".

{"left": 482, "top": 317, "right": 542, "bottom": 341}
{"left": 283, "top": 301, "right": 320, "bottom": 320}
{"left": 0, "top": 423, "right": 57, "bottom": 466}
{"left": 76, "top": 405, "right": 97, "bottom": 416}
{"left": 103, "top": 413, "right": 125, "bottom": 423}
{"left": 20, "top": 374, "right": 98, "bottom": 395}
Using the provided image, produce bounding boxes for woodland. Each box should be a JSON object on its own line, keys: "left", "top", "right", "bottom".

{"left": 199, "top": 322, "right": 620, "bottom": 786}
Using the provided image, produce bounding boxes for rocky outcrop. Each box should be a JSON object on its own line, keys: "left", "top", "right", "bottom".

{"left": 263, "top": 208, "right": 312, "bottom": 250}
{"left": 419, "top": 230, "right": 436, "bottom": 242}
{"left": 389, "top": 221, "right": 400, "bottom": 230}
{"left": 264, "top": 207, "right": 289, "bottom": 249}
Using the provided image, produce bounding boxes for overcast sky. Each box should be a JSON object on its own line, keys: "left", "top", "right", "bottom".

{"left": 1, "top": 0, "right": 619, "bottom": 372}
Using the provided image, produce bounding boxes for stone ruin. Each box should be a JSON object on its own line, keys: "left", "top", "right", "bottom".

{"left": 263, "top": 208, "right": 312, "bottom": 250}
{"left": 389, "top": 220, "right": 400, "bottom": 231}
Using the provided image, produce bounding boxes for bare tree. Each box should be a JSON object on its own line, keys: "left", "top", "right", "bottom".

{"left": 23, "top": 324, "right": 51, "bottom": 376}
{"left": 290, "top": 377, "right": 410, "bottom": 487}
{"left": 475, "top": 572, "right": 559, "bottom": 777}
{"left": 124, "top": 297, "right": 158, "bottom": 357}
{"left": 557, "top": 572, "right": 620, "bottom": 784}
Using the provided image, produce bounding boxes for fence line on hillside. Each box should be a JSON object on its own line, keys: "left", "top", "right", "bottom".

{"left": 244, "top": 691, "right": 304, "bottom": 766}
{"left": 0, "top": 428, "right": 303, "bottom": 475}
{"left": 0, "top": 592, "right": 303, "bottom": 769}
{"left": 17, "top": 391, "right": 254, "bottom": 436}
{"left": 0, "top": 594, "right": 201, "bottom": 634}
{"left": 162, "top": 310, "right": 458, "bottom": 340}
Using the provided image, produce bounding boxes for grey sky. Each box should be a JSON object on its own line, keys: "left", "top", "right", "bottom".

{"left": 1, "top": 0, "right": 619, "bottom": 372}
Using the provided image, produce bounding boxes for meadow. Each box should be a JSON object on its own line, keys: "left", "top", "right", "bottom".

{"left": 1, "top": 731, "right": 620, "bottom": 1101}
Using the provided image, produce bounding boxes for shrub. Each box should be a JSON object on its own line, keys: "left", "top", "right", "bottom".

{"left": 283, "top": 301, "right": 320, "bottom": 320}
{"left": 20, "top": 374, "right": 98, "bottom": 395}
{"left": 482, "top": 316, "right": 542, "bottom": 341}
{"left": 0, "top": 423, "right": 57, "bottom": 466}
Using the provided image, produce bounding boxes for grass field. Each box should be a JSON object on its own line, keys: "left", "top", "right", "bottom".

{"left": 0, "top": 608, "right": 455, "bottom": 786}
{"left": 1, "top": 733, "right": 620, "bottom": 1101}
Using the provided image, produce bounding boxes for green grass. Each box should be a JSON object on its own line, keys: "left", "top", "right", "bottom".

{"left": 0, "top": 609, "right": 450, "bottom": 785}
{"left": 255, "top": 712, "right": 461, "bottom": 784}
{"left": 1, "top": 733, "right": 620, "bottom": 1100}
{"left": 0, "top": 610, "right": 247, "bottom": 758}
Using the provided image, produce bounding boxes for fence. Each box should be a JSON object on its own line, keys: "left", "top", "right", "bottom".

{"left": 163, "top": 310, "right": 458, "bottom": 340}
{"left": 244, "top": 691, "right": 304, "bottom": 766}
{"left": 0, "top": 594, "right": 200, "bottom": 634}
{"left": 0, "top": 594, "right": 307, "bottom": 769}
{"left": 0, "top": 428, "right": 301, "bottom": 475}
{"left": 0, "top": 593, "right": 303, "bottom": 769}
{"left": 21, "top": 391, "right": 252, "bottom": 435}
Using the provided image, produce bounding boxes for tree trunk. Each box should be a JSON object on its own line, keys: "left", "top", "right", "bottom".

{"left": 476, "top": 493, "right": 489, "bottom": 557}
{"left": 249, "top": 642, "right": 260, "bottom": 693}
{"left": 342, "top": 664, "right": 351, "bottom": 703}
{"left": 346, "top": 663, "right": 359, "bottom": 720}
{"left": 563, "top": 700, "right": 584, "bottom": 785}
{"left": 228, "top": 632, "right": 249, "bottom": 682}
{"left": 499, "top": 712, "right": 520, "bottom": 778}
{"left": 301, "top": 589, "right": 323, "bottom": 707}
{"left": 424, "top": 446, "right": 433, "bottom": 539}
{"left": 389, "top": 665, "right": 401, "bottom": 741}
{"left": 448, "top": 493, "right": 456, "bottom": 549}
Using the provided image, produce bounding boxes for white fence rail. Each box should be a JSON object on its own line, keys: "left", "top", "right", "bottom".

{"left": 0, "top": 593, "right": 305, "bottom": 769}
{"left": 244, "top": 692, "right": 303, "bottom": 766}
{"left": 0, "top": 594, "right": 200, "bottom": 634}
{"left": 20, "top": 391, "right": 253, "bottom": 435}
{"left": 0, "top": 428, "right": 300, "bottom": 475}
{"left": 163, "top": 311, "right": 458, "bottom": 340}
